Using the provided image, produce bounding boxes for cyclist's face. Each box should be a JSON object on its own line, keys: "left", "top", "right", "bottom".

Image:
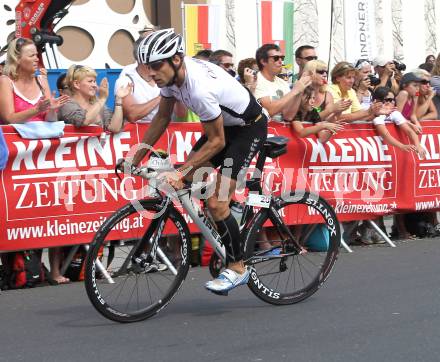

{"left": 147, "top": 58, "right": 178, "bottom": 88}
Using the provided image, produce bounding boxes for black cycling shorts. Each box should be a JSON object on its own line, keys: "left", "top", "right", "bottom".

{"left": 192, "top": 114, "right": 268, "bottom": 180}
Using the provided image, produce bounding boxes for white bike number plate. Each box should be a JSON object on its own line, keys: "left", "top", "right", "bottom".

{"left": 246, "top": 194, "right": 271, "bottom": 208}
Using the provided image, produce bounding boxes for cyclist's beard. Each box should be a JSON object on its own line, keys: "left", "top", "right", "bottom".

{"left": 166, "top": 58, "right": 183, "bottom": 87}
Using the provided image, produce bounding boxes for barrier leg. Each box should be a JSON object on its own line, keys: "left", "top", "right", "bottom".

{"left": 340, "top": 237, "right": 353, "bottom": 253}
{"left": 59, "top": 245, "right": 80, "bottom": 275}
{"left": 367, "top": 220, "right": 396, "bottom": 247}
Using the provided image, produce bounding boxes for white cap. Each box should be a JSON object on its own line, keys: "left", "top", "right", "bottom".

{"left": 372, "top": 56, "right": 392, "bottom": 67}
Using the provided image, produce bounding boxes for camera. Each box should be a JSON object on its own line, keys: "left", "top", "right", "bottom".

{"left": 367, "top": 74, "right": 381, "bottom": 86}
{"left": 393, "top": 60, "right": 406, "bottom": 72}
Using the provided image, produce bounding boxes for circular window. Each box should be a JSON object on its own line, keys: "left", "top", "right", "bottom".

{"left": 108, "top": 29, "right": 135, "bottom": 66}
{"left": 106, "top": 0, "right": 135, "bottom": 14}
{"left": 57, "top": 26, "right": 95, "bottom": 62}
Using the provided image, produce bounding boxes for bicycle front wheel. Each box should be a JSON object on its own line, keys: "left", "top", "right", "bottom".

{"left": 244, "top": 192, "right": 340, "bottom": 305}
{"left": 84, "top": 199, "right": 191, "bottom": 323}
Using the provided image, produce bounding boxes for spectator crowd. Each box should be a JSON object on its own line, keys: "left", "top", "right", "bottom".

{"left": 1, "top": 25, "right": 440, "bottom": 287}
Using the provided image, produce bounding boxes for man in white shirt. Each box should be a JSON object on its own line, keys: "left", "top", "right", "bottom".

{"left": 114, "top": 30, "right": 160, "bottom": 122}
{"left": 254, "top": 44, "right": 311, "bottom": 122}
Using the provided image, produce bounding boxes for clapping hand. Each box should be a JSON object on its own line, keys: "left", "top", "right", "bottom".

{"left": 48, "top": 91, "right": 69, "bottom": 111}
{"left": 332, "top": 99, "right": 351, "bottom": 113}
{"left": 98, "top": 77, "right": 109, "bottom": 100}
{"left": 115, "top": 82, "right": 133, "bottom": 99}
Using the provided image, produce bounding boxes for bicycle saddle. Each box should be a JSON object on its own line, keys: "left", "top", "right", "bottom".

{"left": 263, "top": 136, "right": 289, "bottom": 158}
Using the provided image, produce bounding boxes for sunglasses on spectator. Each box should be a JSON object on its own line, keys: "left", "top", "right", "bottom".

{"left": 382, "top": 97, "right": 395, "bottom": 103}
{"left": 268, "top": 55, "right": 285, "bottom": 62}
{"left": 420, "top": 79, "right": 430, "bottom": 85}
{"left": 299, "top": 55, "right": 318, "bottom": 61}
{"left": 15, "top": 37, "right": 26, "bottom": 51}
{"left": 72, "top": 64, "right": 85, "bottom": 78}
{"left": 148, "top": 59, "right": 167, "bottom": 71}
{"left": 316, "top": 69, "right": 328, "bottom": 75}
{"left": 221, "top": 62, "right": 234, "bottom": 68}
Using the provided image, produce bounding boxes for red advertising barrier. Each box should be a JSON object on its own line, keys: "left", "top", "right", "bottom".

{"left": 1, "top": 121, "right": 439, "bottom": 251}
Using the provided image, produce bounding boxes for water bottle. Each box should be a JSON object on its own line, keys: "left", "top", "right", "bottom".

{"left": 230, "top": 200, "right": 244, "bottom": 226}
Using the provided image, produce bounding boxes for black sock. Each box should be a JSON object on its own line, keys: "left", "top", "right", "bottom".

{"left": 215, "top": 213, "right": 242, "bottom": 263}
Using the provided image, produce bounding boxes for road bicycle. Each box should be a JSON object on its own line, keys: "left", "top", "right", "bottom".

{"left": 84, "top": 136, "right": 340, "bottom": 323}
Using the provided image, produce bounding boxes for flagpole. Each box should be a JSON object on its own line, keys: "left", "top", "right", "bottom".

{"left": 181, "top": 1, "right": 186, "bottom": 47}
{"left": 256, "top": 0, "right": 261, "bottom": 47}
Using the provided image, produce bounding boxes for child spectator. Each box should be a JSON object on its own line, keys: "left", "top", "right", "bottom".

{"left": 59, "top": 65, "right": 131, "bottom": 131}
{"left": 291, "top": 86, "right": 344, "bottom": 142}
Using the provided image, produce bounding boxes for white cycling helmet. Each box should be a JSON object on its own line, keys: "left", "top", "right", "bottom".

{"left": 137, "top": 28, "right": 184, "bottom": 64}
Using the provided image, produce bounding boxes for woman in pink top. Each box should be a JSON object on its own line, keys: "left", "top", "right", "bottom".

{"left": 396, "top": 72, "right": 423, "bottom": 134}
{"left": 0, "top": 38, "right": 70, "bottom": 284}
{"left": 0, "top": 38, "right": 68, "bottom": 124}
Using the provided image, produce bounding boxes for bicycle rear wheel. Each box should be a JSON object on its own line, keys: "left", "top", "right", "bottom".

{"left": 84, "top": 199, "right": 191, "bottom": 323}
{"left": 244, "top": 192, "right": 340, "bottom": 305}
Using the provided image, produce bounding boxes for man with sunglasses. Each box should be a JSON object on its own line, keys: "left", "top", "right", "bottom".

{"left": 255, "top": 43, "right": 311, "bottom": 122}
{"left": 292, "top": 45, "right": 317, "bottom": 82}
{"left": 209, "top": 49, "right": 236, "bottom": 77}
{"left": 130, "top": 28, "right": 268, "bottom": 295}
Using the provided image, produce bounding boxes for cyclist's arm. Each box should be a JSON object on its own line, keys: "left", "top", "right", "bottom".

{"left": 132, "top": 96, "right": 175, "bottom": 165}
{"left": 178, "top": 115, "right": 225, "bottom": 174}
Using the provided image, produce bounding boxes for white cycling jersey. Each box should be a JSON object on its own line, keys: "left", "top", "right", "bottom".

{"left": 160, "top": 57, "right": 261, "bottom": 126}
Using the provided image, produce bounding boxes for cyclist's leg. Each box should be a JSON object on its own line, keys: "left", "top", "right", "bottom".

{"left": 205, "top": 122, "right": 267, "bottom": 293}
{"left": 204, "top": 174, "right": 250, "bottom": 293}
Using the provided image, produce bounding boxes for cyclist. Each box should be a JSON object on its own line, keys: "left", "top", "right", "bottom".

{"left": 129, "top": 28, "right": 268, "bottom": 295}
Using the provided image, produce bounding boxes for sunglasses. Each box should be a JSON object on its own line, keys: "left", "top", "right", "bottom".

{"left": 300, "top": 55, "right": 318, "bottom": 61}
{"left": 383, "top": 97, "right": 395, "bottom": 103}
{"left": 316, "top": 69, "right": 328, "bottom": 75}
{"left": 72, "top": 64, "right": 84, "bottom": 78}
{"left": 221, "top": 62, "right": 234, "bottom": 68}
{"left": 15, "top": 37, "right": 26, "bottom": 51}
{"left": 268, "top": 55, "right": 285, "bottom": 62}
{"left": 420, "top": 79, "right": 430, "bottom": 85}
{"left": 148, "top": 59, "right": 166, "bottom": 71}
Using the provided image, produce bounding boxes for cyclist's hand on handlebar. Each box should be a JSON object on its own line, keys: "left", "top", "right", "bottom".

{"left": 116, "top": 158, "right": 143, "bottom": 176}
{"left": 159, "top": 170, "right": 185, "bottom": 190}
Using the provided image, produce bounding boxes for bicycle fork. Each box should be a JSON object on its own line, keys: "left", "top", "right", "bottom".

{"left": 127, "top": 200, "right": 178, "bottom": 275}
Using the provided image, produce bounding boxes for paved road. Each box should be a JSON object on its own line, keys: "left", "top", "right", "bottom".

{"left": 2, "top": 238, "right": 440, "bottom": 362}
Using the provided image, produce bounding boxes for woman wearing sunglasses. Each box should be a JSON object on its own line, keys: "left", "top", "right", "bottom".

{"left": 372, "top": 87, "right": 425, "bottom": 156}
{"left": 303, "top": 60, "right": 351, "bottom": 121}
{"left": 373, "top": 86, "right": 426, "bottom": 242}
{"left": 59, "top": 64, "right": 131, "bottom": 131}
{"left": 0, "top": 38, "right": 69, "bottom": 124}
